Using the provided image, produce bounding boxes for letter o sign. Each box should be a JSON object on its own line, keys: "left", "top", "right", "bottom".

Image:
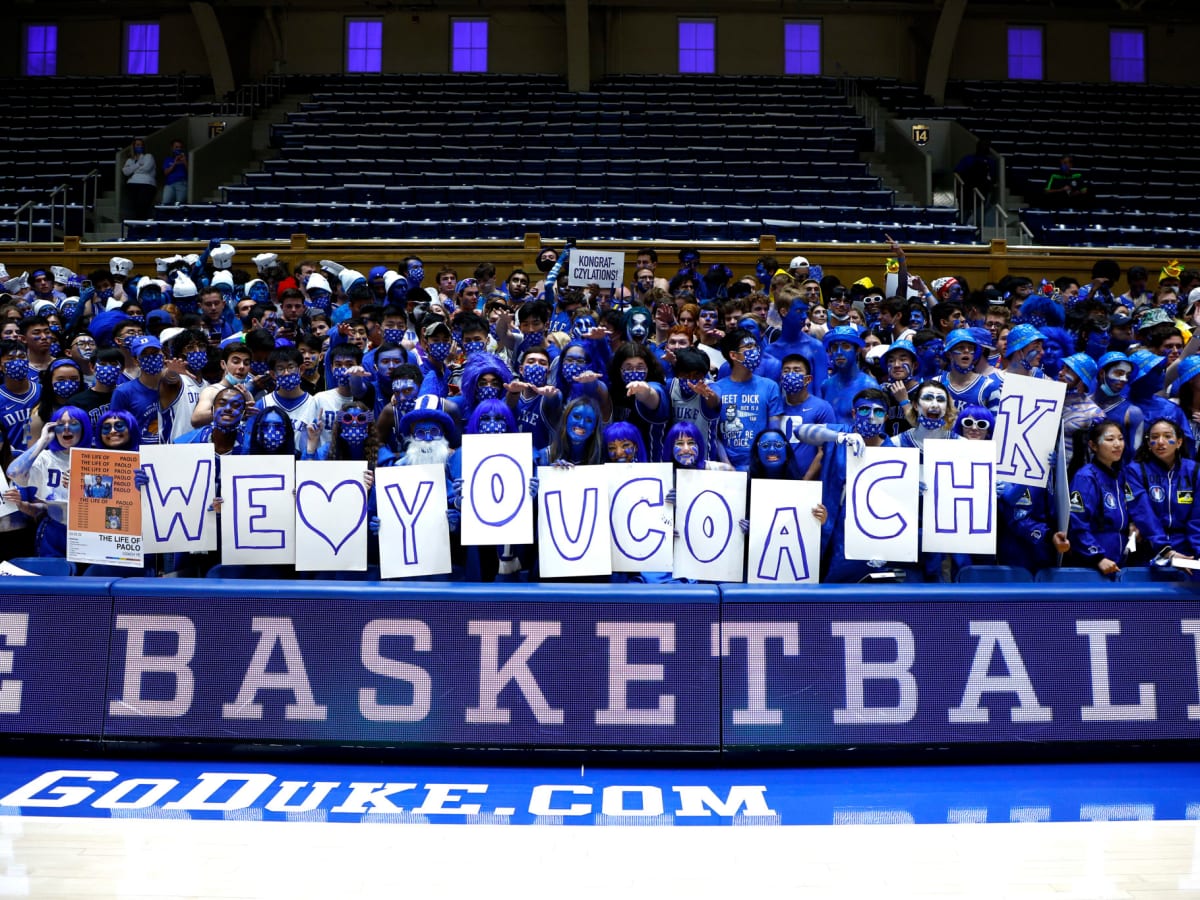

{"left": 469, "top": 453, "right": 525, "bottom": 527}
{"left": 683, "top": 489, "right": 732, "bottom": 563}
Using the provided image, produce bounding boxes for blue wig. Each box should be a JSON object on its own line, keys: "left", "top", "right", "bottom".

{"left": 47, "top": 405, "right": 93, "bottom": 452}
{"left": 952, "top": 403, "right": 995, "bottom": 438}
{"left": 662, "top": 420, "right": 707, "bottom": 469}
{"left": 465, "top": 399, "right": 516, "bottom": 435}
{"left": 458, "top": 352, "right": 512, "bottom": 423}
{"left": 603, "top": 422, "right": 648, "bottom": 462}
{"left": 95, "top": 409, "right": 141, "bottom": 451}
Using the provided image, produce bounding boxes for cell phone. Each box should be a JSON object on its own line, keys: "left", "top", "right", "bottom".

{"left": 81, "top": 280, "right": 91, "bottom": 289}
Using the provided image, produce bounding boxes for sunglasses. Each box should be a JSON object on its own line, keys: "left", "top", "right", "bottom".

{"left": 960, "top": 417, "right": 991, "bottom": 430}
{"left": 100, "top": 421, "right": 129, "bottom": 434}
{"left": 855, "top": 406, "right": 887, "bottom": 420}
{"left": 340, "top": 411, "right": 373, "bottom": 425}
{"left": 54, "top": 422, "right": 83, "bottom": 435}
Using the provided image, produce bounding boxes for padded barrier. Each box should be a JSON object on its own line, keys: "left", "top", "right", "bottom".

{"left": 0, "top": 577, "right": 1197, "bottom": 754}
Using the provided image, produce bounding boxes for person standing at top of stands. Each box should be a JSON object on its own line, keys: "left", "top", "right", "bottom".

{"left": 954, "top": 140, "right": 996, "bottom": 222}
{"left": 788, "top": 256, "right": 811, "bottom": 282}
{"left": 161, "top": 139, "right": 188, "bottom": 206}
{"left": 826, "top": 286, "right": 854, "bottom": 328}
{"left": 1043, "top": 154, "right": 1089, "bottom": 206}
{"left": 121, "top": 138, "right": 157, "bottom": 220}
{"left": 434, "top": 267, "right": 458, "bottom": 304}
{"left": 24, "top": 270, "right": 63, "bottom": 307}
{"left": 198, "top": 287, "right": 236, "bottom": 345}
{"left": 1120, "top": 266, "right": 1152, "bottom": 309}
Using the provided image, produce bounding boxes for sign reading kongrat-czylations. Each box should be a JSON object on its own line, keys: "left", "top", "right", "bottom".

{"left": 567, "top": 249, "right": 625, "bottom": 287}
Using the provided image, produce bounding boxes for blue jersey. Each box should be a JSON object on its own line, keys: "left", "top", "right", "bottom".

{"left": 937, "top": 372, "right": 1002, "bottom": 413}
{"left": 780, "top": 393, "right": 836, "bottom": 478}
{"left": 514, "top": 391, "right": 561, "bottom": 452}
{"left": 713, "top": 374, "right": 784, "bottom": 471}
{"left": 110, "top": 379, "right": 165, "bottom": 445}
{"left": 0, "top": 383, "right": 40, "bottom": 452}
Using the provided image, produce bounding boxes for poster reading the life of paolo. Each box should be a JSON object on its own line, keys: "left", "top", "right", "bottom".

{"left": 66, "top": 448, "right": 143, "bottom": 569}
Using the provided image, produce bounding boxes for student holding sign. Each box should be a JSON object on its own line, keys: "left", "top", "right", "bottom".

{"left": 6, "top": 407, "right": 92, "bottom": 557}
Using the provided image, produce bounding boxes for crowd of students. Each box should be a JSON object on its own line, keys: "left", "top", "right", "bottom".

{"left": 0, "top": 241, "right": 1198, "bottom": 582}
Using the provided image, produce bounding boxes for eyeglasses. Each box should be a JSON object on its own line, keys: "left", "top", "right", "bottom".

{"left": 72, "top": 340, "right": 96, "bottom": 349}
{"left": 340, "top": 411, "right": 373, "bottom": 425}
{"left": 273, "top": 364, "right": 300, "bottom": 375}
{"left": 53, "top": 422, "right": 83, "bottom": 435}
{"left": 855, "top": 406, "right": 887, "bottom": 420}
{"left": 960, "top": 417, "right": 991, "bottom": 430}
{"left": 100, "top": 421, "right": 129, "bottom": 434}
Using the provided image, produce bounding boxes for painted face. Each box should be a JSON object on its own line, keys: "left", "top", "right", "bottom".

{"left": 1019, "top": 340, "right": 1045, "bottom": 371}
{"left": 99, "top": 417, "right": 131, "bottom": 447}
{"left": 72, "top": 337, "right": 96, "bottom": 360}
{"left": 392, "top": 378, "right": 419, "bottom": 414}
{"left": 259, "top": 419, "right": 288, "bottom": 451}
{"left": 950, "top": 343, "right": 978, "bottom": 373}
{"left": 571, "top": 316, "right": 597, "bottom": 338}
{"left": 1161, "top": 337, "right": 1184, "bottom": 363}
{"left": 917, "top": 387, "right": 948, "bottom": 421}
{"left": 1092, "top": 426, "right": 1125, "bottom": 465}
{"left": 607, "top": 439, "right": 638, "bottom": 463}
{"left": 853, "top": 402, "right": 888, "bottom": 438}
{"left": 213, "top": 392, "right": 246, "bottom": 431}
{"left": 829, "top": 341, "right": 855, "bottom": 368}
{"left": 566, "top": 403, "right": 598, "bottom": 444}
{"left": 756, "top": 433, "right": 787, "bottom": 472}
{"left": 1057, "top": 367, "right": 1083, "bottom": 394}
{"left": 412, "top": 422, "right": 443, "bottom": 443}
{"left": 887, "top": 352, "right": 915, "bottom": 382}
{"left": 1102, "top": 362, "right": 1133, "bottom": 396}
{"left": 672, "top": 434, "right": 699, "bottom": 467}
{"left": 1147, "top": 423, "right": 1179, "bottom": 464}
{"left": 627, "top": 313, "right": 650, "bottom": 342}
{"left": 53, "top": 415, "right": 83, "bottom": 447}
{"left": 376, "top": 351, "right": 406, "bottom": 379}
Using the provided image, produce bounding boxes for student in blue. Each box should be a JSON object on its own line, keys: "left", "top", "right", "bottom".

{"left": 505, "top": 345, "right": 561, "bottom": 453}
{"left": 885, "top": 380, "right": 958, "bottom": 452}
{"left": 0, "top": 340, "right": 41, "bottom": 452}
{"left": 1091, "top": 351, "right": 1143, "bottom": 464}
{"left": 713, "top": 328, "right": 783, "bottom": 471}
{"left": 666, "top": 346, "right": 722, "bottom": 452}
{"left": 454, "top": 351, "right": 514, "bottom": 426}
{"left": 416, "top": 319, "right": 455, "bottom": 398}
{"left": 551, "top": 339, "right": 611, "bottom": 418}
{"left": 715, "top": 316, "right": 782, "bottom": 385}
{"left": 1127, "top": 349, "right": 1194, "bottom": 456}
{"left": 818, "top": 325, "right": 879, "bottom": 426}
{"left": 765, "top": 288, "right": 828, "bottom": 393}
{"left": 1068, "top": 419, "right": 1130, "bottom": 576}
{"left": 778, "top": 353, "right": 835, "bottom": 479}
{"left": 604, "top": 422, "right": 648, "bottom": 463}
{"left": 937, "top": 329, "right": 1002, "bottom": 413}
{"left": 1000, "top": 323, "right": 1048, "bottom": 378}
{"left": 175, "top": 385, "right": 249, "bottom": 453}
{"left": 1126, "top": 418, "right": 1200, "bottom": 564}
{"left": 608, "top": 343, "right": 671, "bottom": 461}
{"left": 109, "top": 335, "right": 167, "bottom": 445}
{"left": 536, "top": 396, "right": 605, "bottom": 467}
{"left": 6, "top": 406, "right": 92, "bottom": 557}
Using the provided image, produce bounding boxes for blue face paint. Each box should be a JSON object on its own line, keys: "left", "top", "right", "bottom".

{"left": 1086, "top": 331, "right": 1110, "bottom": 359}
{"left": 756, "top": 434, "right": 787, "bottom": 472}
{"left": 566, "top": 404, "right": 598, "bottom": 444}
{"left": 412, "top": 422, "right": 443, "bottom": 443}
{"left": 854, "top": 403, "right": 888, "bottom": 439}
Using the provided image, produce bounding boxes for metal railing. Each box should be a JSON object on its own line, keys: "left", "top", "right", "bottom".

{"left": 13, "top": 201, "right": 34, "bottom": 242}
{"left": 78, "top": 169, "right": 101, "bottom": 214}
{"left": 218, "top": 73, "right": 287, "bottom": 118}
{"left": 47, "top": 183, "right": 69, "bottom": 237}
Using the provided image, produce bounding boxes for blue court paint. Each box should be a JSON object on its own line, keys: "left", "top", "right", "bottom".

{"left": 0, "top": 757, "right": 1198, "bottom": 826}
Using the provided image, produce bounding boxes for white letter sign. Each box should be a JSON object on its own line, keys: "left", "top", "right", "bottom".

{"left": 295, "top": 461, "right": 369, "bottom": 572}
{"left": 672, "top": 468, "right": 747, "bottom": 582}
{"left": 747, "top": 479, "right": 823, "bottom": 584}
{"left": 220, "top": 455, "right": 295, "bottom": 566}
{"left": 537, "top": 465, "right": 612, "bottom": 578}
{"left": 607, "top": 463, "right": 674, "bottom": 574}
{"left": 922, "top": 439, "right": 996, "bottom": 555}
{"left": 845, "top": 446, "right": 919, "bottom": 563}
{"left": 460, "top": 433, "right": 533, "bottom": 546}
{"left": 139, "top": 444, "right": 217, "bottom": 554}
{"left": 994, "top": 376, "right": 1066, "bottom": 487}
{"left": 375, "top": 464, "right": 451, "bottom": 579}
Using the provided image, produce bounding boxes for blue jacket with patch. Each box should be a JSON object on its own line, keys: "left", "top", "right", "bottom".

{"left": 1068, "top": 461, "right": 1129, "bottom": 566}
{"left": 1126, "top": 456, "right": 1200, "bottom": 556}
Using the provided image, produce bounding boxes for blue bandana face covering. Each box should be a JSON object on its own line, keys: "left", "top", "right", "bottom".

{"left": 275, "top": 372, "right": 301, "bottom": 392}
{"left": 52, "top": 379, "right": 80, "bottom": 398}
{"left": 260, "top": 421, "right": 287, "bottom": 451}
{"left": 94, "top": 364, "right": 120, "bottom": 386}
{"left": 780, "top": 372, "right": 808, "bottom": 394}
{"left": 186, "top": 350, "right": 209, "bottom": 373}
{"left": 522, "top": 363, "right": 547, "bottom": 387}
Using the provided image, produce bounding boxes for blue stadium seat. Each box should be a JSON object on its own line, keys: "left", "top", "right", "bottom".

{"left": 1117, "top": 566, "right": 1187, "bottom": 583}
{"left": 955, "top": 565, "right": 1034, "bottom": 583}
{"left": 1034, "top": 567, "right": 1108, "bottom": 584}
{"left": 7, "top": 557, "right": 76, "bottom": 577}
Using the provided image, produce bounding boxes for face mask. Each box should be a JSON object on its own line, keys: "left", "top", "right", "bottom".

{"left": 522, "top": 363, "right": 547, "bottom": 387}
{"left": 61, "top": 302, "right": 78, "bottom": 320}
{"left": 523, "top": 330, "right": 546, "bottom": 347}
{"left": 383, "top": 328, "right": 406, "bottom": 345}
{"left": 621, "top": 369, "right": 647, "bottom": 386}
{"left": 275, "top": 372, "right": 301, "bottom": 392}
{"left": 537, "top": 256, "right": 556, "bottom": 273}
{"left": 94, "top": 363, "right": 121, "bottom": 386}
{"left": 186, "top": 350, "right": 208, "bottom": 373}
{"left": 780, "top": 372, "right": 808, "bottom": 394}
{"left": 332, "top": 367, "right": 351, "bottom": 387}
{"left": 138, "top": 354, "right": 165, "bottom": 375}
{"left": 4, "top": 359, "right": 28, "bottom": 381}
{"left": 427, "top": 341, "right": 451, "bottom": 361}
{"left": 250, "top": 361, "right": 269, "bottom": 376}
{"left": 129, "top": 315, "right": 146, "bottom": 326}
{"left": 407, "top": 265, "right": 424, "bottom": 284}
{"left": 1162, "top": 303, "right": 1179, "bottom": 319}
{"left": 52, "top": 379, "right": 80, "bottom": 399}
{"left": 562, "top": 361, "right": 588, "bottom": 382}
{"left": 308, "top": 292, "right": 331, "bottom": 313}
{"left": 463, "top": 340, "right": 487, "bottom": 357}
{"left": 740, "top": 347, "right": 761, "bottom": 371}
{"left": 918, "top": 414, "right": 946, "bottom": 430}
{"left": 855, "top": 419, "right": 886, "bottom": 439}
{"left": 49, "top": 342, "right": 61, "bottom": 357}
{"left": 97, "top": 289, "right": 114, "bottom": 301}
{"left": 341, "top": 424, "right": 369, "bottom": 446}
{"left": 755, "top": 263, "right": 770, "bottom": 285}
{"left": 259, "top": 421, "right": 287, "bottom": 451}
{"left": 678, "top": 378, "right": 699, "bottom": 398}
{"left": 476, "top": 384, "right": 502, "bottom": 401}
{"left": 477, "top": 417, "right": 507, "bottom": 435}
